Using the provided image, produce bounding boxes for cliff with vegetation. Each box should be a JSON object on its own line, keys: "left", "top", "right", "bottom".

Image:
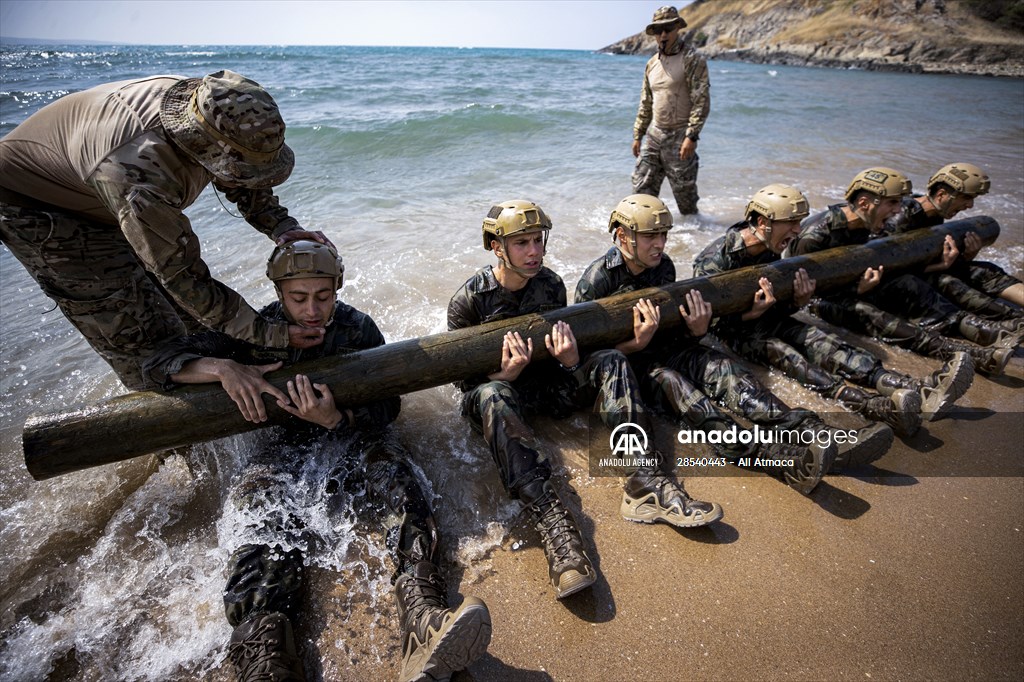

{"left": 599, "top": 0, "right": 1024, "bottom": 77}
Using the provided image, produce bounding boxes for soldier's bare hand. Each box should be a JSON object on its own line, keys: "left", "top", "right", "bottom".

{"left": 963, "top": 231, "right": 982, "bottom": 261}
{"left": 545, "top": 320, "right": 580, "bottom": 369}
{"left": 793, "top": 268, "right": 817, "bottom": 307}
{"left": 276, "top": 228, "right": 336, "bottom": 249}
{"left": 632, "top": 298, "right": 661, "bottom": 349}
{"left": 288, "top": 324, "right": 325, "bottom": 349}
{"left": 632, "top": 138, "right": 642, "bottom": 158}
{"left": 681, "top": 289, "right": 712, "bottom": 337}
{"left": 937, "top": 234, "right": 959, "bottom": 270}
{"left": 679, "top": 136, "right": 697, "bottom": 160}
{"left": 278, "top": 373, "right": 345, "bottom": 429}
{"left": 857, "top": 266, "right": 884, "bottom": 295}
{"left": 219, "top": 360, "right": 287, "bottom": 423}
{"left": 492, "top": 331, "right": 533, "bottom": 381}
{"left": 747, "top": 277, "right": 776, "bottom": 319}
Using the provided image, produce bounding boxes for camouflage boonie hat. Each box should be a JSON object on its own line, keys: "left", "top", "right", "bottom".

{"left": 160, "top": 70, "right": 294, "bottom": 189}
{"left": 646, "top": 6, "right": 687, "bottom": 35}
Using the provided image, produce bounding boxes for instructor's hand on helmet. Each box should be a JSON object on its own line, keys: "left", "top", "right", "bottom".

{"left": 288, "top": 324, "right": 325, "bottom": 349}
{"left": 276, "top": 228, "right": 336, "bottom": 249}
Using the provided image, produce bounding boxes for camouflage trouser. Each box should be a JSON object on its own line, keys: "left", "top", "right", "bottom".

{"left": 0, "top": 202, "right": 190, "bottom": 390}
{"left": 863, "top": 274, "right": 964, "bottom": 334}
{"left": 963, "top": 260, "right": 1021, "bottom": 298}
{"left": 462, "top": 349, "right": 652, "bottom": 497}
{"left": 929, "top": 270, "right": 1023, "bottom": 322}
{"left": 645, "top": 344, "right": 817, "bottom": 459}
{"left": 632, "top": 126, "right": 700, "bottom": 215}
{"left": 224, "top": 431, "right": 438, "bottom": 625}
{"left": 812, "top": 296, "right": 957, "bottom": 359}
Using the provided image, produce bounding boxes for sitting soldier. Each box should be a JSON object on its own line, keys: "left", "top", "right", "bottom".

{"left": 144, "top": 240, "right": 490, "bottom": 682}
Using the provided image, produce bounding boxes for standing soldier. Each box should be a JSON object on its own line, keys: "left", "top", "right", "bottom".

{"left": 792, "top": 168, "right": 1020, "bottom": 377}
{"left": 0, "top": 70, "right": 327, "bottom": 390}
{"left": 448, "top": 200, "right": 721, "bottom": 599}
{"left": 631, "top": 6, "right": 710, "bottom": 216}
{"left": 693, "top": 184, "right": 972, "bottom": 428}
{"left": 144, "top": 241, "right": 491, "bottom": 682}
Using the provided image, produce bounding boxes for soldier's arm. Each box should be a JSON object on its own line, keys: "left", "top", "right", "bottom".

{"left": 216, "top": 184, "right": 302, "bottom": 240}
{"left": 632, "top": 62, "right": 654, "bottom": 142}
{"left": 685, "top": 55, "right": 711, "bottom": 140}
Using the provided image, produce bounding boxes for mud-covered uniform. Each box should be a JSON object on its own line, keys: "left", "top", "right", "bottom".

{"left": 144, "top": 300, "right": 443, "bottom": 654}
{"left": 447, "top": 265, "right": 651, "bottom": 498}
{"left": 0, "top": 76, "right": 301, "bottom": 389}
{"left": 632, "top": 37, "right": 710, "bottom": 215}
{"left": 575, "top": 247, "right": 813, "bottom": 456}
{"left": 693, "top": 223, "right": 899, "bottom": 408}
{"left": 792, "top": 205, "right": 1009, "bottom": 351}
{"left": 884, "top": 196, "right": 1022, "bottom": 319}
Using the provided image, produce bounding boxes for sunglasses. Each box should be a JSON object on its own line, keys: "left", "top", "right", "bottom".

{"left": 653, "top": 25, "right": 677, "bottom": 35}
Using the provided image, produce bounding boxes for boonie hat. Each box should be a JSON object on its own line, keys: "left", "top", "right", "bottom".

{"left": 160, "top": 70, "right": 294, "bottom": 189}
{"left": 646, "top": 6, "right": 687, "bottom": 35}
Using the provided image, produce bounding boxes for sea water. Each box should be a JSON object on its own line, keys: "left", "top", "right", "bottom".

{"left": 1, "top": 44, "right": 1022, "bottom": 679}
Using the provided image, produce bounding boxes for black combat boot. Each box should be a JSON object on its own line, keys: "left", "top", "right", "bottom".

{"left": 835, "top": 385, "right": 921, "bottom": 438}
{"left": 754, "top": 439, "right": 836, "bottom": 495}
{"left": 227, "top": 612, "right": 306, "bottom": 682}
{"left": 933, "top": 339, "right": 1013, "bottom": 377}
{"left": 519, "top": 478, "right": 596, "bottom": 599}
{"left": 622, "top": 460, "right": 723, "bottom": 528}
{"left": 394, "top": 561, "right": 491, "bottom": 682}
{"left": 828, "top": 422, "right": 894, "bottom": 472}
{"left": 874, "top": 353, "right": 973, "bottom": 421}
{"left": 958, "top": 314, "right": 1024, "bottom": 348}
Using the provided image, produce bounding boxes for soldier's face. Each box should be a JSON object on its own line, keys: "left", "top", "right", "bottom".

{"left": 767, "top": 219, "right": 801, "bottom": 254}
{"left": 623, "top": 228, "right": 668, "bottom": 269}
{"left": 654, "top": 25, "right": 680, "bottom": 52}
{"left": 279, "top": 277, "right": 336, "bottom": 328}
{"left": 937, "top": 189, "right": 975, "bottom": 218}
{"left": 499, "top": 230, "right": 546, "bottom": 276}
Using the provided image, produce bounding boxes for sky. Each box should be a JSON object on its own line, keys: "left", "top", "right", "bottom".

{"left": 0, "top": 0, "right": 693, "bottom": 50}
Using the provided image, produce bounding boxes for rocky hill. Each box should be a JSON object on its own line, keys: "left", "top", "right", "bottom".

{"left": 599, "top": 0, "right": 1024, "bottom": 77}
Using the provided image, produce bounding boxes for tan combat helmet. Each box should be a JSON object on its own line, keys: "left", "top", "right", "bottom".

{"left": 608, "top": 194, "right": 673, "bottom": 239}
{"left": 745, "top": 184, "right": 810, "bottom": 223}
{"left": 482, "top": 200, "right": 552, "bottom": 251}
{"left": 266, "top": 240, "right": 344, "bottom": 290}
{"left": 844, "top": 167, "right": 913, "bottom": 202}
{"left": 927, "top": 163, "right": 990, "bottom": 196}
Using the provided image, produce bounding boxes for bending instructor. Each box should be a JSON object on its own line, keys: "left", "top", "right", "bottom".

{"left": 0, "top": 70, "right": 327, "bottom": 389}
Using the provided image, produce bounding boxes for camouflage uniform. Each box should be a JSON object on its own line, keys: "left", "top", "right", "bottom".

{"left": 448, "top": 265, "right": 652, "bottom": 498}
{"left": 0, "top": 75, "right": 300, "bottom": 390}
{"left": 632, "top": 37, "right": 710, "bottom": 215}
{"left": 793, "top": 205, "right": 1016, "bottom": 350}
{"left": 575, "top": 247, "right": 814, "bottom": 459}
{"left": 693, "top": 224, "right": 902, "bottom": 409}
{"left": 885, "top": 196, "right": 1022, "bottom": 317}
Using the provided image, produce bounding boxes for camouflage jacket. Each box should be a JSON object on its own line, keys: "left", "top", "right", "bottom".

{"left": 0, "top": 76, "right": 300, "bottom": 349}
{"left": 447, "top": 265, "right": 571, "bottom": 394}
{"left": 143, "top": 300, "right": 400, "bottom": 432}
{"left": 575, "top": 246, "right": 697, "bottom": 371}
{"left": 633, "top": 37, "right": 710, "bottom": 141}
{"left": 790, "top": 204, "right": 878, "bottom": 256}
{"left": 692, "top": 222, "right": 798, "bottom": 330}
{"left": 883, "top": 195, "right": 943, "bottom": 235}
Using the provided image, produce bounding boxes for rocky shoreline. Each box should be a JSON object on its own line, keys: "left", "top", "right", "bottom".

{"left": 599, "top": 0, "right": 1024, "bottom": 78}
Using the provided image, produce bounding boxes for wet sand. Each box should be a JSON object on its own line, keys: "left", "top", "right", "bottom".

{"left": 284, "top": 337, "right": 1024, "bottom": 681}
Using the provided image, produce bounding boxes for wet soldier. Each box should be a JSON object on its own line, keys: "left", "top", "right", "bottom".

{"left": 884, "top": 163, "right": 1024, "bottom": 312}
{"left": 693, "top": 185, "right": 972, "bottom": 431}
{"left": 631, "top": 6, "right": 710, "bottom": 216}
{"left": 448, "top": 200, "right": 721, "bottom": 599}
{"left": 0, "top": 70, "right": 328, "bottom": 391}
{"left": 791, "top": 168, "right": 1020, "bottom": 377}
{"left": 144, "top": 241, "right": 490, "bottom": 682}
{"left": 581, "top": 193, "right": 909, "bottom": 491}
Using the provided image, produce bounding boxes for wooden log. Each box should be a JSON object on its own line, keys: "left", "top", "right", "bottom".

{"left": 23, "top": 217, "right": 1000, "bottom": 480}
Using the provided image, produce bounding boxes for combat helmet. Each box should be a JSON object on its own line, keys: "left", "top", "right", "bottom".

{"left": 266, "top": 240, "right": 344, "bottom": 290}
{"left": 927, "top": 163, "right": 990, "bottom": 197}
{"left": 844, "top": 167, "right": 912, "bottom": 203}
{"left": 608, "top": 194, "right": 673, "bottom": 238}
{"left": 745, "top": 184, "right": 810, "bottom": 223}
{"left": 482, "top": 200, "right": 552, "bottom": 251}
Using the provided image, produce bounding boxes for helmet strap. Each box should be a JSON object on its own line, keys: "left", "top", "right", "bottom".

{"left": 495, "top": 238, "right": 541, "bottom": 280}
{"left": 748, "top": 218, "right": 771, "bottom": 248}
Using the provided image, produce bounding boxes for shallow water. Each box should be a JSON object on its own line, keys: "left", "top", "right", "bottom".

{"left": 1, "top": 44, "right": 1022, "bottom": 679}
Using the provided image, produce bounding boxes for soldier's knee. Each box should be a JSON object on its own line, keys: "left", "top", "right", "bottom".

{"left": 224, "top": 543, "right": 305, "bottom": 627}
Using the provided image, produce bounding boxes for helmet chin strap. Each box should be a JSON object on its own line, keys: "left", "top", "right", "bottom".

{"left": 495, "top": 239, "right": 541, "bottom": 280}
{"left": 748, "top": 219, "right": 772, "bottom": 248}
{"left": 619, "top": 228, "right": 641, "bottom": 264}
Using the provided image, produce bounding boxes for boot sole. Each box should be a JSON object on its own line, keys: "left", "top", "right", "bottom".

{"left": 922, "top": 352, "right": 974, "bottom": 421}
{"left": 785, "top": 441, "right": 835, "bottom": 495}
{"left": 979, "top": 347, "right": 1012, "bottom": 378}
{"left": 620, "top": 493, "right": 724, "bottom": 528}
{"left": 836, "top": 424, "right": 894, "bottom": 471}
{"left": 888, "top": 390, "right": 922, "bottom": 438}
{"left": 401, "top": 599, "right": 492, "bottom": 682}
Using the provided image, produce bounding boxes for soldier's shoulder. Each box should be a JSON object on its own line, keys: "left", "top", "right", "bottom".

{"left": 536, "top": 266, "right": 564, "bottom": 287}
{"left": 463, "top": 265, "right": 499, "bottom": 296}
